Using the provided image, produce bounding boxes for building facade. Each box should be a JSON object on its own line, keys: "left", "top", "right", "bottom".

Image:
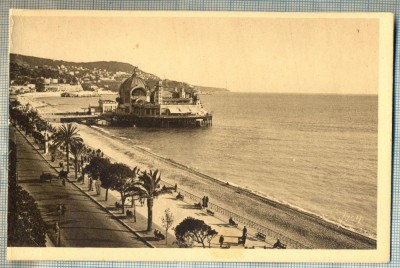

{"left": 36, "top": 78, "right": 83, "bottom": 92}
{"left": 115, "top": 72, "right": 212, "bottom": 127}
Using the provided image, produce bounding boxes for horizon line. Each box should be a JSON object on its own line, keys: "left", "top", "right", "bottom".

{"left": 227, "top": 90, "right": 378, "bottom": 96}
{"left": 10, "top": 53, "right": 378, "bottom": 96}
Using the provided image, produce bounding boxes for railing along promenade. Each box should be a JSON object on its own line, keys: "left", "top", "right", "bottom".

{"left": 161, "top": 180, "right": 309, "bottom": 249}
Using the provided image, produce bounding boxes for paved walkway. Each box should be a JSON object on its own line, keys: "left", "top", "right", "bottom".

{"left": 14, "top": 126, "right": 275, "bottom": 248}
{"left": 11, "top": 127, "right": 149, "bottom": 248}
{"left": 78, "top": 181, "right": 274, "bottom": 248}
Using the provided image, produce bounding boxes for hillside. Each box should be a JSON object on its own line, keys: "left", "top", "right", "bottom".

{"left": 11, "top": 53, "right": 135, "bottom": 74}
{"left": 10, "top": 53, "right": 228, "bottom": 93}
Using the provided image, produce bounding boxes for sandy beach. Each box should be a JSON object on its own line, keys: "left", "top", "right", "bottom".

{"left": 19, "top": 93, "right": 377, "bottom": 249}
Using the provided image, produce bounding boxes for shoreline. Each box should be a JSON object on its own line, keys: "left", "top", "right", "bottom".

{"left": 75, "top": 124, "right": 376, "bottom": 248}
{"left": 19, "top": 93, "right": 377, "bottom": 248}
{"left": 89, "top": 124, "right": 377, "bottom": 243}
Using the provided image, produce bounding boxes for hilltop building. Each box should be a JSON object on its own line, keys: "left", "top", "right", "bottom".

{"left": 114, "top": 71, "right": 212, "bottom": 127}
{"left": 36, "top": 77, "right": 83, "bottom": 92}
{"left": 10, "top": 84, "right": 36, "bottom": 94}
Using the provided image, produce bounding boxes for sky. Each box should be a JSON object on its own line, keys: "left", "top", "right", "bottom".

{"left": 10, "top": 13, "right": 379, "bottom": 94}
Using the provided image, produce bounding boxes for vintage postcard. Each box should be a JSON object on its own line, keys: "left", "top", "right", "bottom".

{"left": 7, "top": 10, "right": 393, "bottom": 262}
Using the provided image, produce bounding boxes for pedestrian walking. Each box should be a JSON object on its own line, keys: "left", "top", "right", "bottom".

{"left": 219, "top": 235, "right": 224, "bottom": 248}
{"left": 205, "top": 196, "right": 209, "bottom": 207}
{"left": 242, "top": 226, "right": 247, "bottom": 237}
{"left": 54, "top": 222, "right": 60, "bottom": 233}
{"left": 242, "top": 233, "right": 247, "bottom": 246}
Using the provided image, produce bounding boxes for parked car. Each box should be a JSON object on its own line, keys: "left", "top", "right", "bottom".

{"left": 40, "top": 171, "right": 53, "bottom": 183}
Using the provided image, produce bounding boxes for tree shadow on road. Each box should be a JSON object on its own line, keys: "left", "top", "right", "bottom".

{"left": 17, "top": 157, "right": 47, "bottom": 162}
{"left": 62, "top": 226, "right": 133, "bottom": 234}
{"left": 177, "top": 204, "right": 197, "bottom": 210}
{"left": 18, "top": 178, "right": 42, "bottom": 184}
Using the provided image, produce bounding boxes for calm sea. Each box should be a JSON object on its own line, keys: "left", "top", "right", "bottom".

{"left": 36, "top": 93, "right": 378, "bottom": 237}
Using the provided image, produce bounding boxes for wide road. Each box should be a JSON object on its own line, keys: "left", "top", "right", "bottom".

{"left": 11, "top": 128, "right": 149, "bottom": 248}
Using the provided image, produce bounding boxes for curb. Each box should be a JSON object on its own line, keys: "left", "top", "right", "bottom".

{"left": 71, "top": 182, "right": 155, "bottom": 248}
{"left": 45, "top": 234, "right": 55, "bottom": 247}
{"left": 14, "top": 127, "right": 155, "bottom": 248}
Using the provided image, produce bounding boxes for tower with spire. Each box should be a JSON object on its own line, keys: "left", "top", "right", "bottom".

{"left": 154, "top": 80, "right": 163, "bottom": 105}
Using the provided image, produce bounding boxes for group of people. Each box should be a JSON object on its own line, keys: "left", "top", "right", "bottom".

{"left": 153, "top": 229, "right": 165, "bottom": 240}
{"left": 126, "top": 209, "right": 134, "bottom": 218}
{"left": 139, "top": 197, "right": 145, "bottom": 206}
{"left": 219, "top": 226, "right": 248, "bottom": 247}
{"left": 176, "top": 192, "right": 184, "bottom": 200}
{"left": 202, "top": 196, "right": 209, "bottom": 207}
{"left": 272, "top": 239, "right": 286, "bottom": 249}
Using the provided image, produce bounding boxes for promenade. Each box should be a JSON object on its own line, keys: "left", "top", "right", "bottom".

{"left": 11, "top": 127, "right": 149, "bottom": 248}
{"left": 17, "top": 93, "right": 378, "bottom": 249}
{"left": 12, "top": 126, "right": 274, "bottom": 248}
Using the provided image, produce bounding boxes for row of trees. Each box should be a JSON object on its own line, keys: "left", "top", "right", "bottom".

{"left": 82, "top": 158, "right": 219, "bottom": 248}
{"left": 10, "top": 103, "right": 219, "bottom": 247}
{"left": 84, "top": 156, "right": 170, "bottom": 231}
{"left": 10, "top": 103, "right": 88, "bottom": 181}
{"left": 45, "top": 122, "right": 172, "bottom": 233}
{"left": 10, "top": 102, "right": 163, "bottom": 227}
{"left": 10, "top": 101, "right": 51, "bottom": 139}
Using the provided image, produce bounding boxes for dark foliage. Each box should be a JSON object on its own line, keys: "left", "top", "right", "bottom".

{"left": 8, "top": 140, "right": 46, "bottom": 247}
{"left": 109, "top": 163, "right": 136, "bottom": 214}
{"left": 84, "top": 156, "right": 111, "bottom": 180}
{"left": 174, "top": 217, "right": 218, "bottom": 248}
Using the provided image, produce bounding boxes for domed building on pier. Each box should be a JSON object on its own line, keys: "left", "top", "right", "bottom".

{"left": 115, "top": 71, "right": 212, "bottom": 127}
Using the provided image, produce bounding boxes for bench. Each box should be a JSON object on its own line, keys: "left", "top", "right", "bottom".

{"left": 256, "top": 232, "right": 267, "bottom": 241}
{"left": 155, "top": 233, "right": 165, "bottom": 241}
{"left": 229, "top": 221, "right": 238, "bottom": 227}
{"left": 272, "top": 242, "right": 287, "bottom": 249}
{"left": 154, "top": 230, "right": 165, "bottom": 241}
{"left": 206, "top": 209, "right": 215, "bottom": 216}
{"left": 194, "top": 202, "right": 202, "bottom": 209}
{"left": 238, "top": 236, "right": 246, "bottom": 245}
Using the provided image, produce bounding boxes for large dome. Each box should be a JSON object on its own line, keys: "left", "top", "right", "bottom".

{"left": 118, "top": 74, "right": 149, "bottom": 105}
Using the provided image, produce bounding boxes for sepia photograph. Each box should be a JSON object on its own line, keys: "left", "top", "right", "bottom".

{"left": 7, "top": 10, "right": 393, "bottom": 262}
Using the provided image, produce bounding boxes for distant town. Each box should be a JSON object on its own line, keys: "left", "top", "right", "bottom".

{"left": 9, "top": 53, "right": 229, "bottom": 96}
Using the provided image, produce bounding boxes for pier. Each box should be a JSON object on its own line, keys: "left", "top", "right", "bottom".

{"left": 43, "top": 112, "right": 212, "bottom": 128}
{"left": 114, "top": 114, "right": 213, "bottom": 127}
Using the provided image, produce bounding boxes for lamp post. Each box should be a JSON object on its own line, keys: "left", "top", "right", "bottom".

{"left": 131, "top": 194, "right": 140, "bottom": 223}
{"left": 43, "top": 129, "right": 48, "bottom": 154}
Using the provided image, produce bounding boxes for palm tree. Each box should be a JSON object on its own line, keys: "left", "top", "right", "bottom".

{"left": 70, "top": 142, "right": 87, "bottom": 181}
{"left": 52, "top": 124, "right": 83, "bottom": 173}
{"left": 135, "top": 169, "right": 170, "bottom": 231}
{"left": 27, "top": 109, "right": 40, "bottom": 130}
